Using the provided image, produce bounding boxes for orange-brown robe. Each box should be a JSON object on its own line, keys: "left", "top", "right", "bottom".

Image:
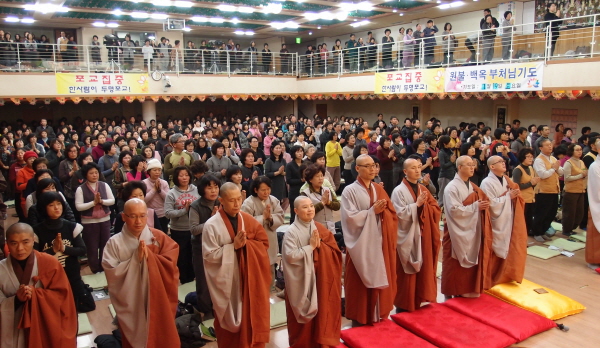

{"left": 282, "top": 220, "right": 342, "bottom": 348}
{"left": 341, "top": 179, "right": 398, "bottom": 325}
{"left": 441, "top": 177, "right": 493, "bottom": 296}
{"left": 6, "top": 251, "right": 77, "bottom": 348}
{"left": 202, "top": 209, "right": 271, "bottom": 348}
{"left": 480, "top": 174, "right": 527, "bottom": 286}
{"left": 586, "top": 158, "right": 600, "bottom": 264}
{"left": 392, "top": 179, "right": 441, "bottom": 312}
{"left": 103, "top": 226, "right": 181, "bottom": 348}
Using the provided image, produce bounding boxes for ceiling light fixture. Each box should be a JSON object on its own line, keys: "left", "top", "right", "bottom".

{"left": 271, "top": 21, "right": 299, "bottom": 29}
{"left": 174, "top": 1, "right": 194, "bottom": 7}
{"left": 182, "top": 27, "right": 192, "bottom": 31}
{"left": 308, "top": 31, "right": 312, "bottom": 35}
{"left": 218, "top": 5, "right": 236, "bottom": 12}
{"left": 438, "top": 1, "right": 465, "bottom": 9}
{"left": 131, "top": 12, "right": 149, "bottom": 18}
{"left": 238, "top": 6, "right": 255, "bottom": 13}
{"left": 392, "top": 9, "right": 397, "bottom": 13}
{"left": 4, "top": 17, "right": 20, "bottom": 23}
{"left": 191, "top": 16, "right": 207, "bottom": 22}
{"left": 209, "top": 17, "right": 225, "bottom": 23}
{"left": 399, "top": 12, "right": 404, "bottom": 16}
{"left": 317, "top": 26, "right": 321, "bottom": 29}
{"left": 20, "top": 18, "right": 35, "bottom": 23}
{"left": 92, "top": 21, "right": 107, "bottom": 27}
{"left": 350, "top": 20, "right": 369, "bottom": 27}
{"left": 263, "top": 3, "right": 282, "bottom": 14}
{"left": 107, "top": 22, "right": 119, "bottom": 28}
{"left": 113, "top": 9, "right": 123, "bottom": 16}
{"left": 24, "top": 4, "right": 69, "bottom": 13}
{"left": 152, "top": 0, "right": 171, "bottom": 6}
{"left": 230, "top": 17, "right": 239, "bottom": 24}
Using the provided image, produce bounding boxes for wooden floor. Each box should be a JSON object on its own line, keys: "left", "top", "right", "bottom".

{"left": 7, "top": 209, "right": 597, "bottom": 348}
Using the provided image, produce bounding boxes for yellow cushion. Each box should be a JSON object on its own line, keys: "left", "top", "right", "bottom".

{"left": 485, "top": 279, "right": 586, "bottom": 320}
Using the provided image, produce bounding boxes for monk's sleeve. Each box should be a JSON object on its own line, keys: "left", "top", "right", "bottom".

{"left": 282, "top": 231, "right": 314, "bottom": 264}
{"left": 392, "top": 189, "right": 417, "bottom": 221}
{"left": 270, "top": 199, "right": 285, "bottom": 231}
{"left": 103, "top": 238, "right": 144, "bottom": 298}
{"left": 446, "top": 186, "right": 479, "bottom": 225}
{"left": 282, "top": 229, "right": 317, "bottom": 323}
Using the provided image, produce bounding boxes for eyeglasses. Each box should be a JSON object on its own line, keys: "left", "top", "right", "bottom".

{"left": 491, "top": 160, "right": 505, "bottom": 166}
{"left": 357, "top": 164, "right": 377, "bottom": 169}
{"left": 123, "top": 213, "right": 147, "bottom": 221}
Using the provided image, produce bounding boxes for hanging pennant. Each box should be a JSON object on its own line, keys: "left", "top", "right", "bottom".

{"left": 197, "top": 95, "right": 206, "bottom": 102}
{"left": 240, "top": 95, "right": 249, "bottom": 101}
{"left": 222, "top": 95, "right": 230, "bottom": 101}
{"left": 71, "top": 97, "right": 82, "bottom": 104}
{"left": 188, "top": 95, "right": 197, "bottom": 102}
{"left": 173, "top": 96, "right": 184, "bottom": 102}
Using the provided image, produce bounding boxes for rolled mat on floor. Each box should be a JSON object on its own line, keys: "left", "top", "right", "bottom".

{"left": 485, "top": 279, "right": 586, "bottom": 320}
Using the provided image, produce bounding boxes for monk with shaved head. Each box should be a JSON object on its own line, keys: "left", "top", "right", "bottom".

{"left": 0, "top": 222, "right": 77, "bottom": 348}
{"left": 202, "top": 182, "right": 271, "bottom": 347}
{"left": 282, "top": 196, "right": 342, "bottom": 347}
{"left": 103, "top": 198, "right": 181, "bottom": 348}
{"left": 441, "top": 156, "right": 493, "bottom": 299}
{"left": 391, "top": 158, "right": 441, "bottom": 312}
{"left": 341, "top": 154, "right": 398, "bottom": 326}
{"left": 480, "top": 155, "right": 527, "bottom": 286}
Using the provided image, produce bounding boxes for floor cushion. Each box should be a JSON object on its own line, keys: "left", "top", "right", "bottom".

{"left": 340, "top": 319, "right": 436, "bottom": 348}
{"left": 391, "top": 303, "right": 516, "bottom": 348}
{"left": 544, "top": 238, "right": 586, "bottom": 251}
{"left": 485, "top": 279, "right": 586, "bottom": 320}
{"left": 526, "top": 245, "right": 562, "bottom": 259}
{"left": 78, "top": 313, "right": 92, "bottom": 335}
{"left": 270, "top": 300, "right": 287, "bottom": 329}
{"left": 444, "top": 293, "right": 556, "bottom": 341}
{"left": 177, "top": 280, "right": 196, "bottom": 303}
{"left": 81, "top": 272, "right": 108, "bottom": 290}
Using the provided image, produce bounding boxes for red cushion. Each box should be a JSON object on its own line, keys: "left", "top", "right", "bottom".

{"left": 391, "top": 304, "right": 516, "bottom": 348}
{"left": 444, "top": 293, "right": 556, "bottom": 342}
{"left": 340, "top": 319, "right": 436, "bottom": 348}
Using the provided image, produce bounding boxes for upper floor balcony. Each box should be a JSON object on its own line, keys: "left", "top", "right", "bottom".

{"left": 1, "top": 14, "right": 600, "bottom": 100}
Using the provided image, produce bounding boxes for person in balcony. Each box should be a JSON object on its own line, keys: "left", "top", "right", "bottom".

{"left": 502, "top": 11, "right": 515, "bottom": 60}
{"left": 423, "top": 20, "right": 439, "bottom": 66}
{"left": 280, "top": 43, "right": 290, "bottom": 74}
{"left": 442, "top": 22, "right": 456, "bottom": 64}
{"left": 122, "top": 34, "right": 135, "bottom": 70}
{"left": 544, "top": 3, "right": 563, "bottom": 58}
{"left": 262, "top": 43, "right": 272, "bottom": 73}
{"left": 66, "top": 35, "right": 78, "bottom": 62}
{"left": 403, "top": 28, "right": 416, "bottom": 68}
{"left": 247, "top": 41, "right": 258, "bottom": 74}
{"left": 381, "top": 28, "right": 394, "bottom": 70}
{"left": 481, "top": 15, "right": 497, "bottom": 62}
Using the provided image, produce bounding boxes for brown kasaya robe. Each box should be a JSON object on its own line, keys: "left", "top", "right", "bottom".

{"left": 392, "top": 179, "right": 441, "bottom": 312}
{"left": 283, "top": 221, "right": 342, "bottom": 348}
{"left": 441, "top": 180, "right": 493, "bottom": 296}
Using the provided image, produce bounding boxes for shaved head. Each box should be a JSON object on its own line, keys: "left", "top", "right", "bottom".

{"left": 294, "top": 196, "right": 311, "bottom": 209}
{"left": 487, "top": 155, "right": 502, "bottom": 167}
{"left": 124, "top": 198, "right": 147, "bottom": 212}
{"left": 6, "top": 222, "right": 34, "bottom": 239}
{"left": 220, "top": 182, "right": 240, "bottom": 198}
{"left": 356, "top": 154, "right": 372, "bottom": 165}
{"left": 456, "top": 155, "right": 472, "bottom": 167}
{"left": 403, "top": 158, "right": 419, "bottom": 170}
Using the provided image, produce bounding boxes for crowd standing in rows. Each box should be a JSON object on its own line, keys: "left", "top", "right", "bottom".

{"left": 0, "top": 111, "right": 599, "bottom": 348}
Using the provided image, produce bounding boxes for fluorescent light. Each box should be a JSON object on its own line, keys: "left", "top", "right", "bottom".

{"left": 107, "top": 22, "right": 119, "bottom": 28}
{"left": 24, "top": 4, "right": 69, "bottom": 13}
{"left": 113, "top": 9, "right": 123, "bottom": 16}
{"left": 234, "top": 30, "right": 245, "bottom": 35}
{"left": 309, "top": 31, "right": 313, "bottom": 35}
{"left": 317, "top": 25, "right": 321, "bottom": 29}
{"left": 439, "top": 1, "right": 464, "bottom": 9}
{"left": 304, "top": 12, "right": 319, "bottom": 21}
{"left": 174, "top": 1, "right": 194, "bottom": 7}
{"left": 392, "top": 9, "right": 397, "bottom": 12}
{"left": 182, "top": 27, "right": 192, "bottom": 31}
{"left": 21, "top": 18, "right": 35, "bottom": 23}
{"left": 92, "top": 21, "right": 106, "bottom": 27}
{"left": 335, "top": 11, "right": 348, "bottom": 21}
{"left": 350, "top": 20, "right": 369, "bottom": 27}
{"left": 218, "top": 5, "right": 236, "bottom": 12}
{"left": 399, "top": 12, "right": 404, "bottom": 16}
{"left": 4, "top": 17, "right": 19, "bottom": 23}
{"left": 263, "top": 3, "right": 282, "bottom": 14}
{"left": 151, "top": 13, "right": 168, "bottom": 19}
{"left": 285, "top": 21, "right": 299, "bottom": 28}
{"left": 356, "top": 1, "right": 373, "bottom": 11}
{"left": 153, "top": 0, "right": 171, "bottom": 6}
{"left": 209, "top": 17, "right": 225, "bottom": 23}
{"left": 131, "top": 12, "right": 149, "bottom": 18}
{"left": 245, "top": 31, "right": 254, "bottom": 35}
{"left": 319, "top": 11, "right": 332, "bottom": 20}
{"left": 230, "top": 17, "right": 239, "bottom": 24}
{"left": 191, "top": 16, "right": 207, "bottom": 22}
{"left": 238, "top": 7, "right": 255, "bottom": 13}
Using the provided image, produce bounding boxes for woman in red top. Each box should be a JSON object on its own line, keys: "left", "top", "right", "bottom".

{"left": 9, "top": 148, "right": 26, "bottom": 220}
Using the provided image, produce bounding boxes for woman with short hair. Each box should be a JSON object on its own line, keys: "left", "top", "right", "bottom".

{"left": 206, "top": 142, "right": 232, "bottom": 184}
{"left": 75, "top": 162, "right": 115, "bottom": 273}
{"left": 300, "top": 164, "right": 340, "bottom": 233}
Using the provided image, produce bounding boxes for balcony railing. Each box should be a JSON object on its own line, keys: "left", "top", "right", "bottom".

{"left": 0, "top": 42, "right": 298, "bottom": 76}
{"left": 298, "top": 13, "right": 599, "bottom": 78}
{"left": 0, "top": 13, "right": 597, "bottom": 77}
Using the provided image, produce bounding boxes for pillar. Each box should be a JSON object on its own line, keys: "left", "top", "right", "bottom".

{"left": 142, "top": 100, "right": 156, "bottom": 123}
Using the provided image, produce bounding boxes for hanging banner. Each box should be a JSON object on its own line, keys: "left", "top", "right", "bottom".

{"left": 56, "top": 73, "right": 149, "bottom": 95}
{"left": 445, "top": 62, "right": 543, "bottom": 93}
{"left": 374, "top": 69, "right": 445, "bottom": 94}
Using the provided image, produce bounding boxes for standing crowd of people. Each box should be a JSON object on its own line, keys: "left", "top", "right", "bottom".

{"left": 0, "top": 110, "right": 598, "bottom": 348}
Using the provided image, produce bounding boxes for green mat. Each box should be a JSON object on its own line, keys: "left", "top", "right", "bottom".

{"left": 551, "top": 222, "right": 563, "bottom": 232}
{"left": 571, "top": 233, "right": 587, "bottom": 243}
{"left": 81, "top": 272, "right": 107, "bottom": 290}
{"left": 270, "top": 300, "right": 287, "bottom": 329}
{"left": 527, "top": 246, "right": 562, "bottom": 260}
{"left": 544, "top": 238, "right": 586, "bottom": 252}
{"left": 178, "top": 280, "right": 196, "bottom": 303}
{"left": 436, "top": 261, "right": 442, "bottom": 279}
{"left": 108, "top": 304, "right": 116, "bottom": 318}
{"left": 78, "top": 313, "right": 92, "bottom": 335}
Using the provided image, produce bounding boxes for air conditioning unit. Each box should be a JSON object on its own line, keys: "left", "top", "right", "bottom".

{"left": 163, "top": 18, "right": 185, "bottom": 31}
